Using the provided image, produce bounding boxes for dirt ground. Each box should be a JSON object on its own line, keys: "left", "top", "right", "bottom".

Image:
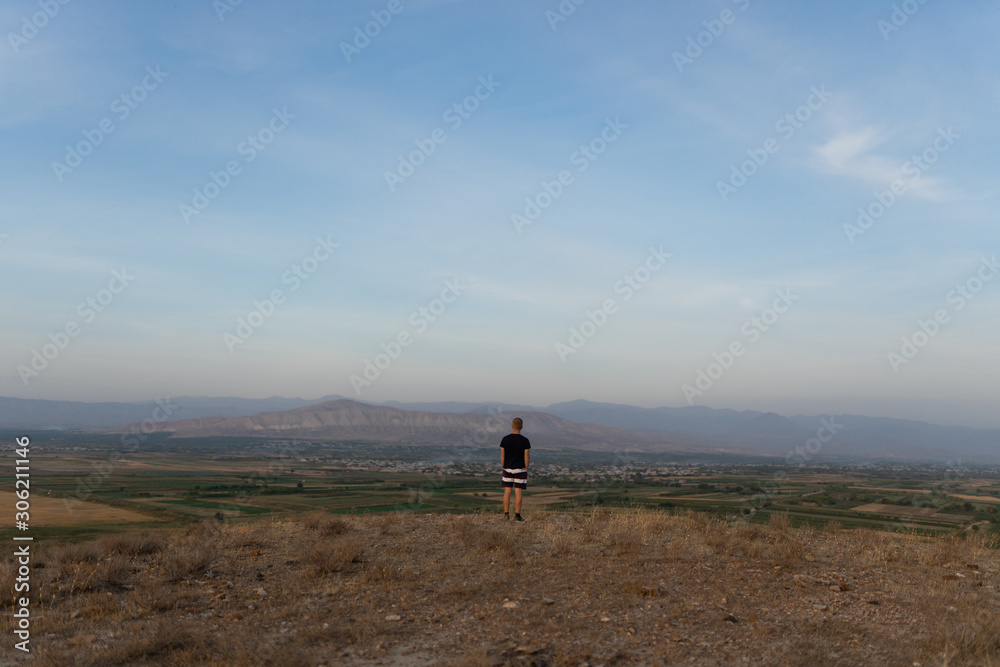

{"left": 2, "top": 509, "right": 998, "bottom": 666}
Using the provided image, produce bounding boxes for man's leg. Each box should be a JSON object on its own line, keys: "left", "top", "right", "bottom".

{"left": 503, "top": 486, "right": 512, "bottom": 514}
{"left": 514, "top": 487, "right": 522, "bottom": 514}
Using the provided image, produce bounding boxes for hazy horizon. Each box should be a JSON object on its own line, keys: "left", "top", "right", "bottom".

{"left": 4, "top": 391, "right": 999, "bottom": 432}
{"left": 3, "top": 2, "right": 998, "bottom": 432}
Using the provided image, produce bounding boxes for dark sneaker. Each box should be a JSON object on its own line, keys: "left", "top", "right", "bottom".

{"left": 504, "top": 512, "right": 510, "bottom": 521}
{"left": 514, "top": 514, "right": 524, "bottom": 522}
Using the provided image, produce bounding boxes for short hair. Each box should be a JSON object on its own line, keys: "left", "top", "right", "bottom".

{"left": 512, "top": 418, "right": 523, "bottom": 430}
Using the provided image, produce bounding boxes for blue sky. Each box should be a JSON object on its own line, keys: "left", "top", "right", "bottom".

{"left": 2, "top": 0, "right": 998, "bottom": 428}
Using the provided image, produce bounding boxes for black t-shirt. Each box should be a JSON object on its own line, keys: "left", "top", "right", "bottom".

{"left": 500, "top": 433, "right": 531, "bottom": 469}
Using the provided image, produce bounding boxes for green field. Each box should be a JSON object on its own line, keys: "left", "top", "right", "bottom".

{"left": 3, "top": 432, "right": 999, "bottom": 542}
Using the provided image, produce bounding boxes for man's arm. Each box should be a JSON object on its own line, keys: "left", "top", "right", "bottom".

{"left": 524, "top": 449, "right": 529, "bottom": 470}
{"left": 500, "top": 447, "right": 505, "bottom": 468}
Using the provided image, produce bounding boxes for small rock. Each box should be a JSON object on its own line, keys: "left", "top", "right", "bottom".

{"left": 502, "top": 601, "right": 519, "bottom": 610}
{"left": 231, "top": 613, "right": 243, "bottom": 620}
{"left": 385, "top": 614, "right": 401, "bottom": 621}
{"left": 723, "top": 614, "right": 739, "bottom": 623}
{"left": 640, "top": 586, "right": 660, "bottom": 597}
{"left": 600, "top": 616, "right": 611, "bottom": 623}
{"left": 867, "top": 600, "right": 879, "bottom": 605}
{"left": 543, "top": 598, "right": 555, "bottom": 605}
{"left": 829, "top": 585, "right": 841, "bottom": 592}
{"left": 946, "top": 606, "right": 958, "bottom": 613}
{"left": 515, "top": 645, "right": 541, "bottom": 654}
{"left": 255, "top": 587, "right": 267, "bottom": 596}
{"left": 805, "top": 555, "right": 816, "bottom": 562}
{"left": 814, "top": 604, "right": 828, "bottom": 611}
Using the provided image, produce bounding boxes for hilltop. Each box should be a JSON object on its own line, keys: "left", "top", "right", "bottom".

{"left": 4, "top": 509, "right": 998, "bottom": 666}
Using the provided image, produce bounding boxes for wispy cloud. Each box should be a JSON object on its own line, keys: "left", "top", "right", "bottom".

{"left": 812, "top": 126, "right": 956, "bottom": 202}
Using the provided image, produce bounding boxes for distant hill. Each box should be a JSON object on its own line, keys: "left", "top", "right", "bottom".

{"left": 542, "top": 400, "right": 1000, "bottom": 462}
{"left": 0, "top": 395, "right": 348, "bottom": 429}
{"left": 0, "top": 395, "right": 523, "bottom": 430}
{"left": 108, "top": 399, "right": 730, "bottom": 455}
{"left": 3, "top": 395, "right": 998, "bottom": 462}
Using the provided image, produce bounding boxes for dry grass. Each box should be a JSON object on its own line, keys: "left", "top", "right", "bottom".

{"left": 2, "top": 509, "right": 998, "bottom": 666}
{"left": 306, "top": 536, "right": 365, "bottom": 576}
{"left": 0, "top": 491, "right": 158, "bottom": 526}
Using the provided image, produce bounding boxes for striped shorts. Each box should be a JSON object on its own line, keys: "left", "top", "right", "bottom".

{"left": 501, "top": 468, "right": 527, "bottom": 489}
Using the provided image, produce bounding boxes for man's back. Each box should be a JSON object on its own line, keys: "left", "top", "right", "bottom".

{"left": 500, "top": 433, "right": 530, "bottom": 469}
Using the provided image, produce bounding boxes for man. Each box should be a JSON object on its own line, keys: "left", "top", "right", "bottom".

{"left": 500, "top": 417, "right": 530, "bottom": 521}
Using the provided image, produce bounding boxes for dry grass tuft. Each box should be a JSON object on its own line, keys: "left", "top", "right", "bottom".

{"left": 97, "top": 533, "right": 164, "bottom": 557}
{"left": 301, "top": 511, "right": 352, "bottom": 535}
{"left": 158, "top": 541, "right": 217, "bottom": 582}
{"left": 768, "top": 511, "right": 791, "bottom": 531}
{"left": 306, "top": 536, "right": 365, "bottom": 576}
{"left": 55, "top": 541, "right": 103, "bottom": 565}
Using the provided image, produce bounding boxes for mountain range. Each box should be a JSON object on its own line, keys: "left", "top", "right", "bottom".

{"left": 108, "top": 399, "right": 727, "bottom": 455}
{"left": 2, "top": 395, "right": 998, "bottom": 462}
